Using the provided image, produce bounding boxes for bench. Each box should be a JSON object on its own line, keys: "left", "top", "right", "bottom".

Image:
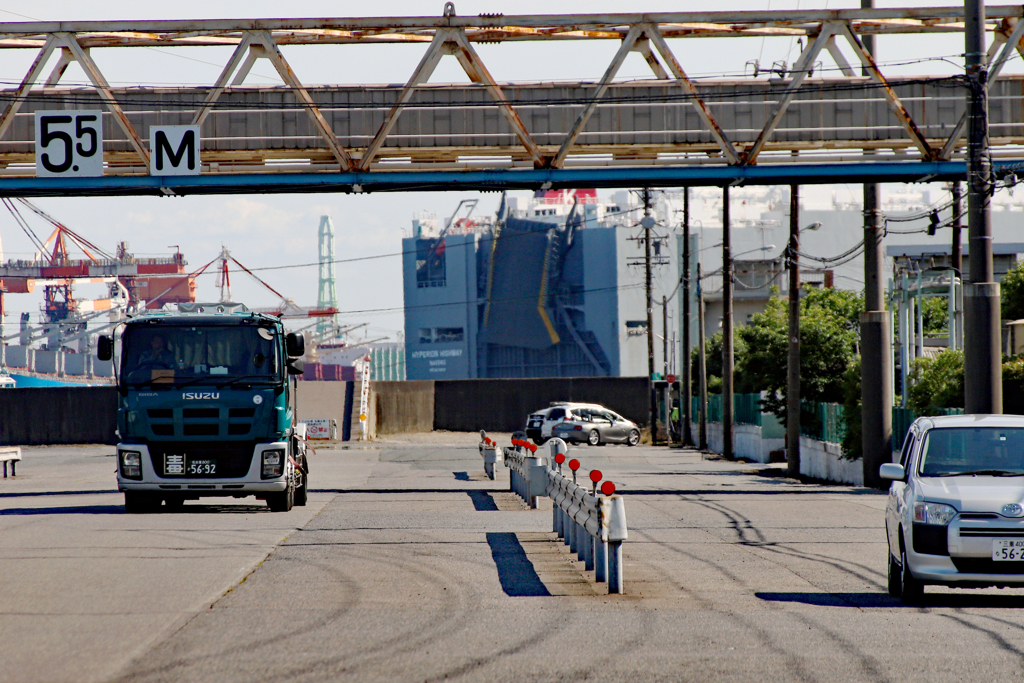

{"left": 0, "top": 447, "right": 21, "bottom": 478}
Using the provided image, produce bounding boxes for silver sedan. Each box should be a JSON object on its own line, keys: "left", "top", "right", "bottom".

{"left": 551, "top": 408, "right": 641, "bottom": 447}
{"left": 882, "top": 414, "right": 1024, "bottom": 604}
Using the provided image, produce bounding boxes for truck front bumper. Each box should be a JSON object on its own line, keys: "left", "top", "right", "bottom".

{"left": 116, "top": 442, "right": 290, "bottom": 495}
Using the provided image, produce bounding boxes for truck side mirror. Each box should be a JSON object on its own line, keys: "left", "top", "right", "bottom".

{"left": 287, "top": 358, "right": 305, "bottom": 375}
{"left": 286, "top": 332, "right": 304, "bottom": 358}
{"left": 97, "top": 335, "right": 113, "bottom": 361}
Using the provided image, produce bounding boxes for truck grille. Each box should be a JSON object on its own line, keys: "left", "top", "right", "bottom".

{"left": 148, "top": 442, "right": 257, "bottom": 478}
{"left": 144, "top": 406, "right": 255, "bottom": 438}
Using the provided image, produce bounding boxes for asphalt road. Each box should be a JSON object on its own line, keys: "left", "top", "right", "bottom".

{"left": 4, "top": 434, "right": 1024, "bottom": 682}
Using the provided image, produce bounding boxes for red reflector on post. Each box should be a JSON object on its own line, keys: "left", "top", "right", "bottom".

{"left": 589, "top": 469, "right": 602, "bottom": 483}
{"left": 528, "top": 444, "right": 537, "bottom": 453}
{"left": 568, "top": 459, "right": 580, "bottom": 471}
{"left": 601, "top": 481, "right": 616, "bottom": 496}
{"left": 555, "top": 453, "right": 566, "bottom": 464}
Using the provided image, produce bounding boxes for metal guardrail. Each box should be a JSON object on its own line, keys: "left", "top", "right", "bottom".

{"left": 485, "top": 435, "right": 629, "bottom": 594}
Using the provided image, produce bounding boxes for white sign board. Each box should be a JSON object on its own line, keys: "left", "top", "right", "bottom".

{"left": 150, "top": 125, "right": 201, "bottom": 176}
{"left": 300, "top": 419, "right": 336, "bottom": 440}
{"left": 35, "top": 111, "right": 103, "bottom": 177}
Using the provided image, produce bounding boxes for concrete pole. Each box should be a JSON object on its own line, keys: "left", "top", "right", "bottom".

{"left": 787, "top": 186, "right": 802, "bottom": 477}
{"left": 643, "top": 190, "right": 657, "bottom": 441}
{"left": 663, "top": 294, "right": 670, "bottom": 446}
{"left": 722, "top": 186, "right": 734, "bottom": 460}
{"left": 964, "top": 0, "right": 1002, "bottom": 415}
{"left": 951, "top": 182, "right": 963, "bottom": 275}
{"left": 697, "top": 262, "right": 709, "bottom": 450}
{"left": 860, "top": 0, "right": 894, "bottom": 488}
{"left": 682, "top": 188, "right": 693, "bottom": 446}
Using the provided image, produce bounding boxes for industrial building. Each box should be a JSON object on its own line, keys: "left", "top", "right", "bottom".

{"left": 402, "top": 190, "right": 680, "bottom": 380}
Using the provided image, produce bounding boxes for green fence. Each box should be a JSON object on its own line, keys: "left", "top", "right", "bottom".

{"left": 735, "top": 393, "right": 762, "bottom": 426}
{"left": 692, "top": 393, "right": 760, "bottom": 426}
{"left": 800, "top": 401, "right": 845, "bottom": 444}
{"left": 892, "top": 406, "right": 965, "bottom": 450}
{"left": 691, "top": 395, "right": 966, "bottom": 450}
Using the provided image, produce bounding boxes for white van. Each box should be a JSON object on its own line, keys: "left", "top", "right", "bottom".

{"left": 525, "top": 402, "right": 606, "bottom": 443}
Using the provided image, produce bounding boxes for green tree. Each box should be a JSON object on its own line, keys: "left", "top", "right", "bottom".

{"left": 920, "top": 296, "right": 949, "bottom": 335}
{"left": 737, "top": 287, "right": 863, "bottom": 421}
{"left": 1002, "top": 259, "right": 1024, "bottom": 321}
{"left": 906, "top": 349, "right": 964, "bottom": 414}
{"left": 690, "top": 331, "right": 750, "bottom": 395}
{"left": 841, "top": 358, "right": 862, "bottom": 461}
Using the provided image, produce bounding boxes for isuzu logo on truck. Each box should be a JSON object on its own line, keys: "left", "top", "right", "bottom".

{"left": 182, "top": 392, "right": 220, "bottom": 400}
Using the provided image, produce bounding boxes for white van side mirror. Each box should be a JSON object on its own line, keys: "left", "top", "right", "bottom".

{"left": 879, "top": 463, "right": 905, "bottom": 481}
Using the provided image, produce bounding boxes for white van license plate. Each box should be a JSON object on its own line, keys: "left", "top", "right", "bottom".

{"left": 993, "top": 539, "right": 1024, "bottom": 560}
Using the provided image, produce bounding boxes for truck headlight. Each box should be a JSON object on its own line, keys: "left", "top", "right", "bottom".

{"left": 914, "top": 502, "right": 957, "bottom": 526}
{"left": 262, "top": 449, "right": 284, "bottom": 479}
{"left": 120, "top": 451, "right": 142, "bottom": 480}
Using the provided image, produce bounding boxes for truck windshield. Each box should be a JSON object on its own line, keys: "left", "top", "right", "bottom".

{"left": 121, "top": 324, "right": 281, "bottom": 388}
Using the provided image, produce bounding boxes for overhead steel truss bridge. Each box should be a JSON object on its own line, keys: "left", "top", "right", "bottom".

{"left": 0, "top": 5, "right": 1023, "bottom": 195}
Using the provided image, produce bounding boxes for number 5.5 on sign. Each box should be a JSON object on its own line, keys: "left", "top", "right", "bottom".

{"left": 34, "top": 111, "right": 103, "bottom": 177}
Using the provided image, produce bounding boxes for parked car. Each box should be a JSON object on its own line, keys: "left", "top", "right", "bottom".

{"left": 551, "top": 407, "right": 641, "bottom": 447}
{"left": 882, "top": 414, "right": 1024, "bottom": 604}
{"left": 525, "top": 403, "right": 605, "bottom": 443}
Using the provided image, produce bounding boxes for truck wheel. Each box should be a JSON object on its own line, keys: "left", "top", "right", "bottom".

{"left": 267, "top": 486, "right": 294, "bottom": 512}
{"left": 124, "top": 492, "right": 159, "bottom": 514}
{"left": 294, "top": 474, "right": 308, "bottom": 507}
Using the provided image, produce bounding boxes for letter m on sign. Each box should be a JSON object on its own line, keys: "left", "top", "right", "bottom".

{"left": 150, "top": 125, "right": 200, "bottom": 176}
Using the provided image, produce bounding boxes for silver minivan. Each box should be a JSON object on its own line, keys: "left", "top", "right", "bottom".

{"left": 882, "top": 414, "right": 1024, "bottom": 604}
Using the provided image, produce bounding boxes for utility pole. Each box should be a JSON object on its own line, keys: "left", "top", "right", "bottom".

{"left": 663, "top": 294, "right": 670, "bottom": 447}
{"left": 682, "top": 187, "right": 693, "bottom": 447}
{"left": 642, "top": 189, "right": 657, "bottom": 443}
{"left": 787, "top": 186, "right": 801, "bottom": 477}
{"left": 697, "top": 261, "right": 708, "bottom": 450}
{"left": 951, "top": 182, "right": 963, "bottom": 274}
{"left": 722, "top": 186, "right": 734, "bottom": 460}
{"left": 964, "top": 0, "right": 1002, "bottom": 415}
{"left": 860, "top": 0, "right": 893, "bottom": 489}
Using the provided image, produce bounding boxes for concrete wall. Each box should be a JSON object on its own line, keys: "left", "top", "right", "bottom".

{"left": 0, "top": 387, "right": 118, "bottom": 446}
{"left": 296, "top": 381, "right": 363, "bottom": 439}
{"left": 374, "top": 380, "right": 434, "bottom": 435}
{"left": 799, "top": 437, "right": 863, "bottom": 486}
{"left": 434, "top": 376, "right": 649, "bottom": 432}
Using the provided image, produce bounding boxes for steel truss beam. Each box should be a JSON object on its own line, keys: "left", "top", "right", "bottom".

{"left": 0, "top": 5, "right": 1020, "bottom": 188}
{"left": 2, "top": 159, "right": 1017, "bottom": 198}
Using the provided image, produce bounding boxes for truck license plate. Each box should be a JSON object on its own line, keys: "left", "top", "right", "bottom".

{"left": 993, "top": 539, "right": 1024, "bottom": 561}
{"left": 187, "top": 459, "right": 217, "bottom": 475}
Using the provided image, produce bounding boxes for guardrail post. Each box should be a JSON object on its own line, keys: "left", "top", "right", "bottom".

{"left": 595, "top": 539, "right": 608, "bottom": 583}
{"left": 606, "top": 494, "right": 628, "bottom": 594}
{"left": 584, "top": 532, "right": 594, "bottom": 571}
{"left": 608, "top": 541, "right": 623, "bottom": 594}
{"left": 577, "top": 522, "right": 586, "bottom": 562}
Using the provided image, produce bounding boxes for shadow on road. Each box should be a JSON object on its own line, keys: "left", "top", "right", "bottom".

{"left": 0, "top": 505, "right": 126, "bottom": 515}
{"left": 453, "top": 471, "right": 471, "bottom": 481}
{"left": 486, "top": 532, "right": 550, "bottom": 597}
{"left": 0, "top": 503, "right": 272, "bottom": 515}
{"left": 0, "top": 489, "right": 119, "bottom": 499}
{"left": 758, "top": 591, "right": 1024, "bottom": 609}
{"left": 467, "top": 491, "right": 499, "bottom": 511}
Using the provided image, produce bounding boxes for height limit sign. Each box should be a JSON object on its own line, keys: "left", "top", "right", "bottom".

{"left": 35, "top": 110, "right": 103, "bottom": 177}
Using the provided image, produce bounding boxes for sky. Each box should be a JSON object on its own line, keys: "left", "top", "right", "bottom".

{"left": 0, "top": 0, "right": 1010, "bottom": 342}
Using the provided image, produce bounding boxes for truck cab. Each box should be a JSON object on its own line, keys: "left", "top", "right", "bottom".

{"left": 98, "top": 303, "right": 307, "bottom": 513}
